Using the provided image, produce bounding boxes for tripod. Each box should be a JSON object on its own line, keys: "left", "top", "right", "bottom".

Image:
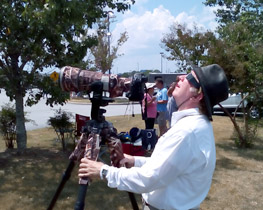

{"left": 47, "top": 81, "right": 139, "bottom": 210}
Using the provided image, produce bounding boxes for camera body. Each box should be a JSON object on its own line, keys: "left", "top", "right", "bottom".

{"left": 59, "top": 66, "right": 148, "bottom": 102}
{"left": 126, "top": 73, "right": 148, "bottom": 101}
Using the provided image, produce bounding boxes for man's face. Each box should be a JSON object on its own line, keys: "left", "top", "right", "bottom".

{"left": 172, "top": 71, "right": 200, "bottom": 106}
{"left": 155, "top": 81, "right": 161, "bottom": 89}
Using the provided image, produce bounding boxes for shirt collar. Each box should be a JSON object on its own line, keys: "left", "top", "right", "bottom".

{"left": 171, "top": 108, "right": 201, "bottom": 127}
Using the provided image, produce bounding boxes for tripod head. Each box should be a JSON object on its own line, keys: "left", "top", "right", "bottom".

{"left": 69, "top": 80, "right": 119, "bottom": 162}
{"left": 86, "top": 81, "right": 116, "bottom": 140}
{"left": 88, "top": 81, "right": 113, "bottom": 122}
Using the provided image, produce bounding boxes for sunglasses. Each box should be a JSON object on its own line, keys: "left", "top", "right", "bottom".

{"left": 186, "top": 73, "right": 201, "bottom": 89}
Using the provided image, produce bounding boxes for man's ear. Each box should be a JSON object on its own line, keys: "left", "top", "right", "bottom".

{"left": 192, "top": 92, "right": 203, "bottom": 101}
{"left": 196, "top": 92, "right": 203, "bottom": 101}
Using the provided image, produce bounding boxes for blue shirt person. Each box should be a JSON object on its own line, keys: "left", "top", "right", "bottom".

{"left": 155, "top": 78, "right": 168, "bottom": 136}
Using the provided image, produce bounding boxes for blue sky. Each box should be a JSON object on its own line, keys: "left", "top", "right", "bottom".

{"left": 108, "top": 0, "right": 218, "bottom": 74}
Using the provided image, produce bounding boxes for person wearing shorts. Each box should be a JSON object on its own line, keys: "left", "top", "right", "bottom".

{"left": 155, "top": 78, "right": 168, "bottom": 136}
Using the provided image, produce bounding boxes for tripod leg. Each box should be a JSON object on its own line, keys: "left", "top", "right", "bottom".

{"left": 74, "top": 184, "right": 89, "bottom": 210}
{"left": 47, "top": 160, "right": 75, "bottom": 210}
{"left": 128, "top": 192, "right": 139, "bottom": 210}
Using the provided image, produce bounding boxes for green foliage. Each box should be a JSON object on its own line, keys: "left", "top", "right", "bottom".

{"left": 0, "top": 103, "right": 16, "bottom": 148}
{"left": 162, "top": 1, "right": 263, "bottom": 147}
{"left": 203, "top": 0, "right": 263, "bottom": 92}
{"left": 0, "top": 0, "right": 135, "bottom": 149}
{"left": 47, "top": 108, "right": 74, "bottom": 150}
{"left": 26, "top": 74, "right": 70, "bottom": 107}
{"left": 0, "top": 103, "right": 32, "bottom": 148}
{"left": 204, "top": 0, "right": 263, "bottom": 28}
{"left": 47, "top": 108, "right": 73, "bottom": 131}
{"left": 161, "top": 23, "right": 216, "bottom": 72}
{"left": 0, "top": 0, "right": 134, "bottom": 101}
{"left": 0, "top": 103, "right": 16, "bottom": 139}
{"left": 90, "top": 20, "right": 128, "bottom": 73}
{"left": 203, "top": 0, "right": 263, "bottom": 147}
{"left": 233, "top": 118, "right": 262, "bottom": 148}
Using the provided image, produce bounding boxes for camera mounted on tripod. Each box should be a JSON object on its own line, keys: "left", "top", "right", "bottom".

{"left": 48, "top": 66, "right": 146, "bottom": 210}
{"left": 59, "top": 66, "right": 148, "bottom": 103}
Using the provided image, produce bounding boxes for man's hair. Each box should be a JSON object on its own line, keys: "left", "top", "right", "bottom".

{"left": 190, "top": 87, "right": 209, "bottom": 118}
{"left": 199, "top": 97, "right": 209, "bottom": 118}
{"left": 155, "top": 78, "right": 163, "bottom": 85}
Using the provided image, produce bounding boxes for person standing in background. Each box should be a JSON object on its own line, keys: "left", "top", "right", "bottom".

{"left": 166, "top": 82, "right": 178, "bottom": 128}
{"left": 142, "top": 83, "right": 157, "bottom": 129}
{"left": 155, "top": 78, "right": 168, "bottom": 136}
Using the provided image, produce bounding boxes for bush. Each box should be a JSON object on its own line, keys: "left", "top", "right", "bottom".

{"left": 47, "top": 108, "right": 74, "bottom": 150}
{"left": 0, "top": 103, "right": 17, "bottom": 148}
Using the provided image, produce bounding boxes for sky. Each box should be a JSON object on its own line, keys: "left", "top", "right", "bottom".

{"left": 108, "top": 0, "right": 218, "bottom": 74}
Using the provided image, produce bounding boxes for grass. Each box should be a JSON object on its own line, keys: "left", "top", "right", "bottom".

{"left": 0, "top": 115, "right": 263, "bottom": 210}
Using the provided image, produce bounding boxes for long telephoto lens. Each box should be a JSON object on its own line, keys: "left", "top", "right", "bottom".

{"left": 59, "top": 66, "right": 104, "bottom": 92}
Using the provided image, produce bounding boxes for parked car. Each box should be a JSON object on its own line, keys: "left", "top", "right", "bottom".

{"left": 213, "top": 93, "right": 262, "bottom": 119}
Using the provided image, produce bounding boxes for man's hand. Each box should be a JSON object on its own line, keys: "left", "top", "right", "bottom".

{"left": 78, "top": 158, "right": 104, "bottom": 180}
{"left": 119, "top": 154, "right": 135, "bottom": 168}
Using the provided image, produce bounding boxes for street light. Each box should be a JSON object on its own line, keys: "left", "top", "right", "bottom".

{"left": 107, "top": 11, "right": 115, "bottom": 74}
{"left": 160, "top": 52, "right": 164, "bottom": 73}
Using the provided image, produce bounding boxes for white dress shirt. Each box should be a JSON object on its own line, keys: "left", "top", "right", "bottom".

{"left": 102, "top": 108, "right": 216, "bottom": 210}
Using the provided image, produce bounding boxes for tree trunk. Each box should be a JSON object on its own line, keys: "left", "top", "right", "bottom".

{"left": 219, "top": 104, "right": 245, "bottom": 144}
{"left": 61, "top": 132, "right": 66, "bottom": 151}
{"left": 241, "top": 92, "right": 249, "bottom": 148}
{"left": 15, "top": 90, "right": 27, "bottom": 151}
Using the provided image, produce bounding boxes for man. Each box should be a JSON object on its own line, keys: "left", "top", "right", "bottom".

{"left": 166, "top": 81, "right": 178, "bottom": 128}
{"left": 79, "top": 64, "right": 229, "bottom": 210}
{"left": 155, "top": 78, "right": 168, "bottom": 136}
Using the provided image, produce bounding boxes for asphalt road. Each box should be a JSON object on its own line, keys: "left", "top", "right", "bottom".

{"left": 0, "top": 90, "right": 142, "bottom": 130}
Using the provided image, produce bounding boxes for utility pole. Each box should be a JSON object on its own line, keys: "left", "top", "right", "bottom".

{"left": 160, "top": 52, "right": 164, "bottom": 73}
{"left": 107, "top": 11, "right": 115, "bottom": 74}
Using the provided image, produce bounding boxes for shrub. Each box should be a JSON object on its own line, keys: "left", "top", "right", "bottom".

{"left": 47, "top": 108, "right": 74, "bottom": 150}
{"left": 0, "top": 103, "right": 17, "bottom": 148}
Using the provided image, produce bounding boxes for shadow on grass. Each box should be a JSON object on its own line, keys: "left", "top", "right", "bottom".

{"left": 216, "top": 137, "right": 263, "bottom": 161}
{"left": 0, "top": 147, "right": 141, "bottom": 210}
{"left": 215, "top": 156, "right": 240, "bottom": 170}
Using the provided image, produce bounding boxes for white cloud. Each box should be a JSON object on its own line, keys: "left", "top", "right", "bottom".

{"left": 113, "top": 5, "right": 217, "bottom": 55}
{"left": 113, "top": 6, "right": 175, "bottom": 54}
{"left": 111, "top": 4, "right": 218, "bottom": 73}
{"left": 199, "top": 6, "right": 218, "bottom": 31}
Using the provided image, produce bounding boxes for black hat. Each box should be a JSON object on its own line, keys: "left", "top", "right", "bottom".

{"left": 193, "top": 64, "right": 229, "bottom": 121}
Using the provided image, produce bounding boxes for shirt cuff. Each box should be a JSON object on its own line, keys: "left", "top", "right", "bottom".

{"left": 100, "top": 164, "right": 110, "bottom": 180}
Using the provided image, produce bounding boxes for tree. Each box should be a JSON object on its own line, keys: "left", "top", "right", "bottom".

{"left": 0, "top": 0, "right": 135, "bottom": 152}
{"left": 161, "top": 1, "right": 263, "bottom": 147}
{"left": 161, "top": 23, "right": 217, "bottom": 72}
{"left": 90, "top": 20, "right": 128, "bottom": 73}
{"left": 204, "top": 0, "right": 263, "bottom": 147}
